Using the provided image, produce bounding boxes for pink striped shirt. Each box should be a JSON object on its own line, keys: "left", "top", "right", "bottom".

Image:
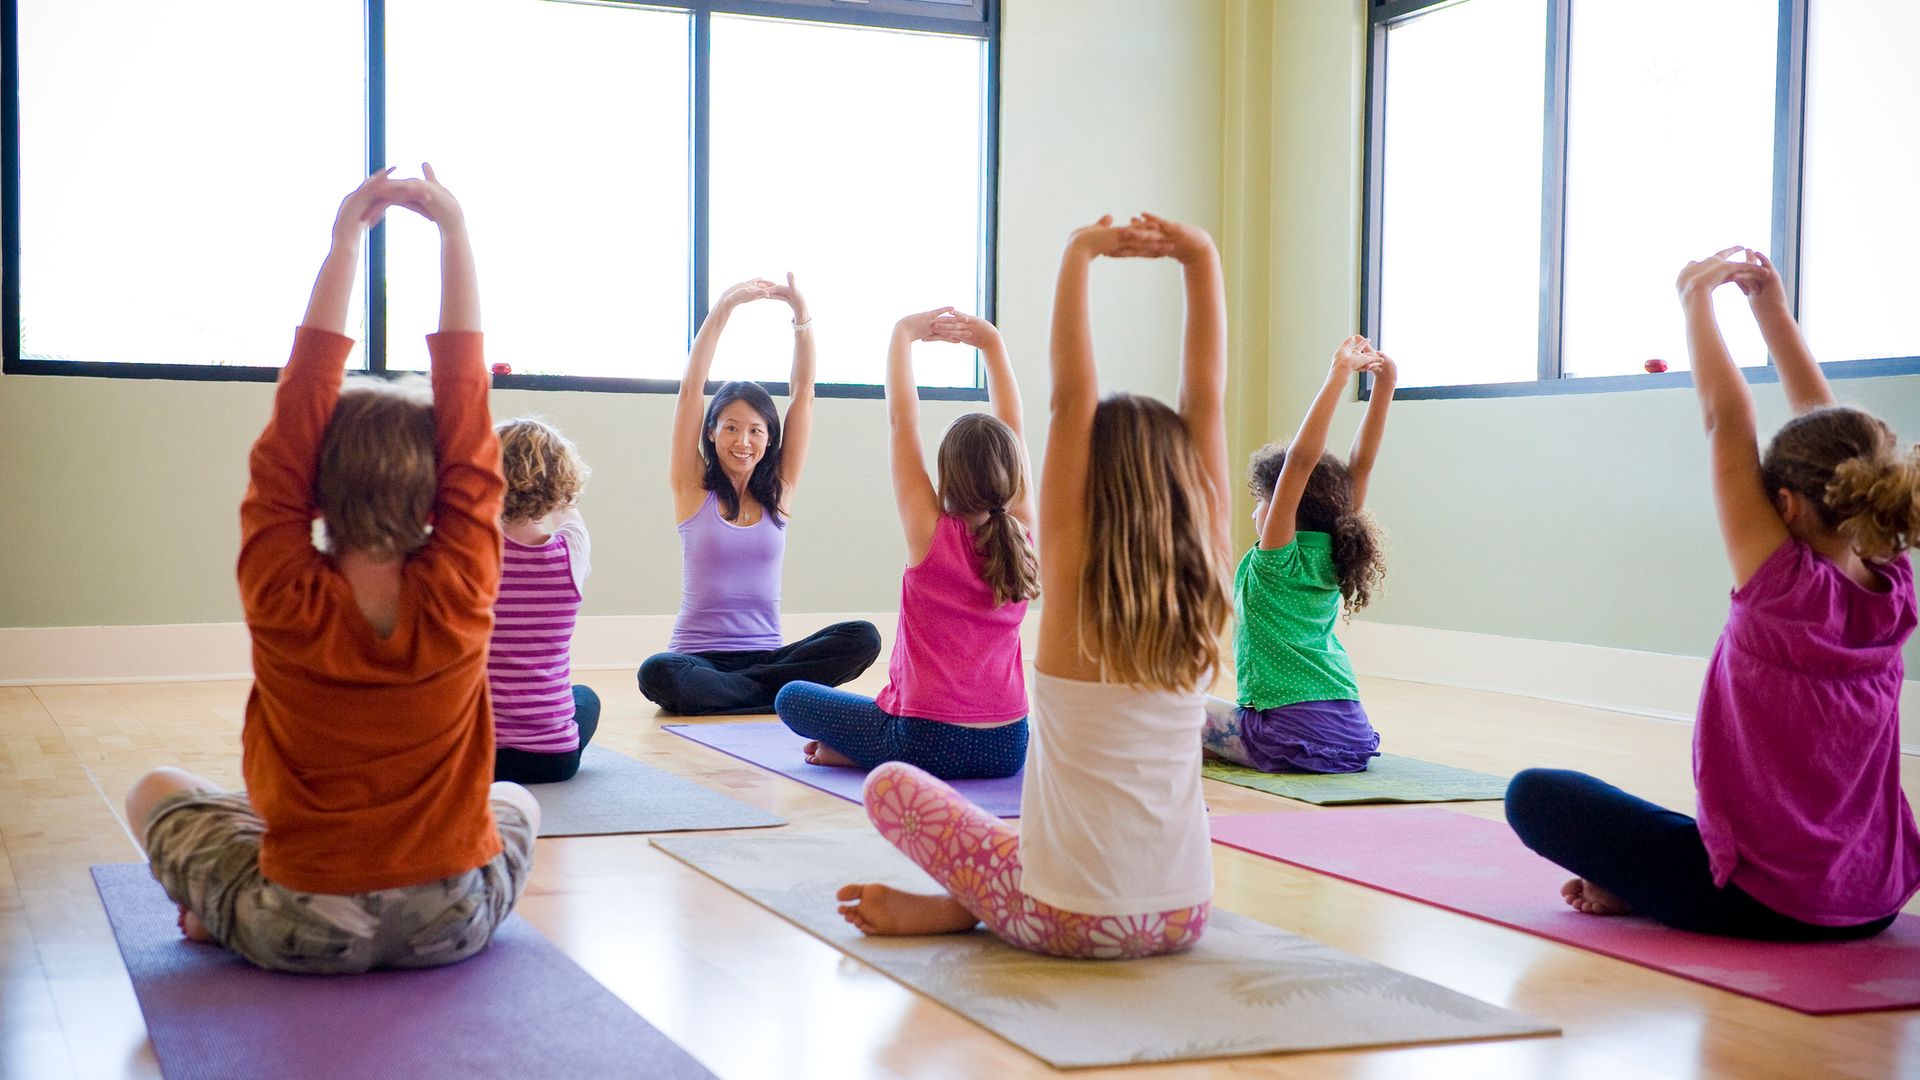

{"left": 489, "top": 520, "right": 590, "bottom": 753}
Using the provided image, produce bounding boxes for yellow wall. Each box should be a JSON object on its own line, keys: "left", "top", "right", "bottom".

{"left": 0, "top": 0, "right": 1227, "bottom": 629}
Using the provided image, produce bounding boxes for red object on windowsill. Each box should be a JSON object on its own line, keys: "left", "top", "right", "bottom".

{"left": 491, "top": 362, "right": 512, "bottom": 376}
{"left": 1644, "top": 358, "right": 1669, "bottom": 374}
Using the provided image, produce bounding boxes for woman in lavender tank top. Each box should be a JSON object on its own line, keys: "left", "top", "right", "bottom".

{"left": 637, "top": 274, "right": 880, "bottom": 715}
{"left": 773, "top": 308, "right": 1038, "bottom": 780}
{"left": 1507, "top": 248, "right": 1920, "bottom": 940}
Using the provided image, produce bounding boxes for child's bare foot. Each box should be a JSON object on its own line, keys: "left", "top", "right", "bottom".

{"left": 177, "top": 907, "right": 213, "bottom": 942}
{"left": 1561, "top": 878, "right": 1633, "bottom": 916}
{"left": 835, "top": 883, "right": 978, "bottom": 936}
{"left": 803, "top": 741, "right": 859, "bottom": 768}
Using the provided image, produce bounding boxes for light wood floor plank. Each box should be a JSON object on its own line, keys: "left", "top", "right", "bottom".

{"left": 1, "top": 666, "right": 1915, "bottom": 1078}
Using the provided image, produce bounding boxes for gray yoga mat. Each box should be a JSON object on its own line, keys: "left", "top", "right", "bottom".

{"left": 1203, "top": 754, "right": 1511, "bottom": 804}
{"left": 91, "top": 862, "right": 717, "bottom": 1080}
{"left": 651, "top": 830, "right": 1556, "bottom": 1068}
{"left": 531, "top": 745, "right": 785, "bottom": 836}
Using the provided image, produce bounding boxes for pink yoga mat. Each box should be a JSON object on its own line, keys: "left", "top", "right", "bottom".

{"left": 664, "top": 721, "right": 1025, "bottom": 817}
{"left": 1210, "top": 807, "right": 1920, "bottom": 1015}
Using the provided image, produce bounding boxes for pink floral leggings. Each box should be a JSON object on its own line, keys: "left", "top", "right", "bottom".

{"left": 862, "top": 761, "right": 1210, "bottom": 959}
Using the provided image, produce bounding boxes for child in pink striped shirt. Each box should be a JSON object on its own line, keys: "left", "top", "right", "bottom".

{"left": 490, "top": 418, "right": 597, "bottom": 784}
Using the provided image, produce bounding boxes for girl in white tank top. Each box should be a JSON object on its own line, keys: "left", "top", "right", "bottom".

{"left": 836, "top": 214, "right": 1234, "bottom": 957}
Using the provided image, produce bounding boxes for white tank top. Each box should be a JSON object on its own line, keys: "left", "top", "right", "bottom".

{"left": 1017, "top": 672, "right": 1214, "bottom": 915}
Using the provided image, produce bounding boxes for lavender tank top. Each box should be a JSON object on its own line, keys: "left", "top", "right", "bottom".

{"left": 670, "top": 490, "right": 785, "bottom": 653}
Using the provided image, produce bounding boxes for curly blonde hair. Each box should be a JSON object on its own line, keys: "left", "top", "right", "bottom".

{"left": 497, "top": 417, "right": 590, "bottom": 523}
{"left": 316, "top": 375, "right": 436, "bottom": 558}
{"left": 1763, "top": 406, "right": 1920, "bottom": 562}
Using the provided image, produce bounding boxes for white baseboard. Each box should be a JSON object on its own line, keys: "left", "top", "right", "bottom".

{"left": 6, "top": 616, "right": 1916, "bottom": 754}
{"left": 0, "top": 613, "right": 890, "bottom": 686}
{"left": 1341, "top": 619, "right": 1920, "bottom": 755}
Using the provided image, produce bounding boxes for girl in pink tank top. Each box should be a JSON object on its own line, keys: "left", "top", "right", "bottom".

{"left": 1507, "top": 248, "right": 1920, "bottom": 940}
{"left": 774, "top": 308, "right": 1038, "bottom": 780}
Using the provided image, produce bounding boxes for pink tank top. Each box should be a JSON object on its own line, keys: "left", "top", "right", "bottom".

{"left": 874, "top": 513, "right": 1029, "bottom": 724}
{"left": 1696, "top": 539, "right": 1920, "bottom": 925}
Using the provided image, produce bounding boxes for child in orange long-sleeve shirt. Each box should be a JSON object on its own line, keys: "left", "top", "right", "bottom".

{"left": 123, "top": 166, "right": 541, "bottom": 974}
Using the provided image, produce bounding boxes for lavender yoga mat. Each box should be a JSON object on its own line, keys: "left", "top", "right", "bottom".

{"left": 91, "top": 863, "right": 716, "bottom": 1080}
{"left": 1210, "top": 807, "right": 1920, "bottom": 1015}
{"left": 664, "top": 721, "right": 1026, "bottom": 817}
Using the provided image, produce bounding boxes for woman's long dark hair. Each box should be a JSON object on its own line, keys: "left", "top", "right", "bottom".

{"left": 701, "top": 380, "right": 786, "bottom": 526}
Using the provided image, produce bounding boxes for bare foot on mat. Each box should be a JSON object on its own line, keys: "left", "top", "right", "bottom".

{"left": 802, "top": 741, "right": 859, "bottom": 768}
{"left": 836, "top": 883, "right": 979, "bottom": 936}
{"left": 1562, "top": 877, "right": 1633, "bottom": 916}
{"left": 177, "top": 907, "right": 213, "bottom": 942}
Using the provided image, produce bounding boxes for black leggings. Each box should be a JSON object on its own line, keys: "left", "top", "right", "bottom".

{"left": 637, "top": 620, "right": 882, "bottom": 716}
{"left": 1504, "top": 768, "right": 1895, "bottom": 941}
{"left": 494, "top": 685, "right": 601, "bottom": 785}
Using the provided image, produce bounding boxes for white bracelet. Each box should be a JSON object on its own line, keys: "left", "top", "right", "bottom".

{"left": 792, "top": 317, "right": 813, "bottom": 332}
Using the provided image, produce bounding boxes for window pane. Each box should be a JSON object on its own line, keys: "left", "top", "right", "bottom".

{"left": 385, "top": 0, "right": 691, "bottom": 377}
{"left": 709, "top": 15, "right": 986, "bottom": 388}
{"left": 19, "top": 1, "right": 364, "bottom": 367}
{"left": 1800, "top": 0, "right": 1920, "bottom": 364}
{"left": 1378, "top": 0, "right": 1546, "bottom": 389}
{"left": 1561, "top": 0, "right": 1775, "bottom": 377}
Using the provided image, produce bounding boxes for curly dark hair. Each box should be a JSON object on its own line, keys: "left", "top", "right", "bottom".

{"left": 1248, "top": 444, "right": 1385, "bottom": 615}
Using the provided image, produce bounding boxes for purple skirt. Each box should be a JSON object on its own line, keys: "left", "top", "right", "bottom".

{"left": 1235, "top": 699, "right": 1380, "bottom": 774}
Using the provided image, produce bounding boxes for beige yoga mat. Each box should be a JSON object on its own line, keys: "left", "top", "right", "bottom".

{"left": 651, "top": 830, "right": 1556, "bottom": 1068}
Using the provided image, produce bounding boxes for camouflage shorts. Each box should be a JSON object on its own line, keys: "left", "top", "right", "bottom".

{"left": 142, "top": 789, "right": 535, "bottom": 974}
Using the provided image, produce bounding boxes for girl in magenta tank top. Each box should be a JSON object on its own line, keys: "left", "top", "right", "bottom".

{"left": 774, "top": 308, "right": 1037, "bottom": 780}
{"left": 637, "top": 275, "right": 879, "bottom": 716}
{"left": 1507, "top": 247, "right": 1920, "bottom": 940}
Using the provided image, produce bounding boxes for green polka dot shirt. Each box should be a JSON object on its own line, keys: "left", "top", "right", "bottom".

{"left": 1233, "top": 532, "right": 1360, "bottom": 710}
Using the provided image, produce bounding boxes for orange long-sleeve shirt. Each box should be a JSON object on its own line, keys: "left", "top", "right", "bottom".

{"left": 237, "top": 327, "right": 504, "bottom": 894}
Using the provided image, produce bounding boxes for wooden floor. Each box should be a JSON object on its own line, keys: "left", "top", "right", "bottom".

{"left": 4, "top": 666, "right": 1918, "bottom": 1080}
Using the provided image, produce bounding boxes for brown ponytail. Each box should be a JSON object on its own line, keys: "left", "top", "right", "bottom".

{"left": 1766, "top": 407, "right": 1920, "bottom": 562}
{"left": 936, "top": 413, "right": 1040, "bottom": 607}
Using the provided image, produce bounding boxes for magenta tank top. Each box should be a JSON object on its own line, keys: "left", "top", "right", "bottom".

{"left": 1696, "top": 538, "right": 1920, "bottom": 925}
{"left": 670, "top": 490, "right": 785, "bottom": 653}
{"left": 874, "top": 513, "right": 1029, "bottom": 724}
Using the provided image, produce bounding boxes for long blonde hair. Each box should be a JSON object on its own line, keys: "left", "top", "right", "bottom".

{"left": 1078, "top": 394, "right": 1232, "bottom": 691}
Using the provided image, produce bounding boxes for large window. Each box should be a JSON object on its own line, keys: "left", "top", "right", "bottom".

{"left": 3, "top": 0, "right": 998, "bottom": 396}
{"left": 1364, "top": 0, "right": 1920, "bottom": 398}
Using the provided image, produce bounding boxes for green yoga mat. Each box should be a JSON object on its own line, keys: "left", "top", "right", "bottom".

{"left": 1202, "top": 754, "right": 1509, "bottom": 805}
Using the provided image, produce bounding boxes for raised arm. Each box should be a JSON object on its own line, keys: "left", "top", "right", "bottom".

{"left": 397, "top": 164, "right": 503, "bottom": 604}
{"left": 931, "top": 311, "right": 1036, "bottom": 532}
{"left": 771, "top": 273, "right": 816, "bottom": 510}
{"left": 1346, "top": 353, "right": 1397, "bottom": 512}
{"left": 671, "top": 278, "right": 775, "bottom": 520}
{"left": 1140, "top": 214, "right": 1232, "bottom": 555}
{"left": 1035, "top": 216, "right": 1174, "bottom": 677}
{"left": 1740, "top": 248, "right": 1833, "bottom": 415}
{"left": 1678, "top": 248, "right": 1787, "bottom": 588}
{"left": 888, "top": 308, "right": 950, "bottom": 561}
{"left": 241, "top": 171, "right": 405, "bottom": 620}
{"left": 1260, "top": 337, "right": 1380, "bottom": 551}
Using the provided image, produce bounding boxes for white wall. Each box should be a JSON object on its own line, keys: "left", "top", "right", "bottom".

{"left": 0, "top": 0, "right": 1228, "bottom": 630}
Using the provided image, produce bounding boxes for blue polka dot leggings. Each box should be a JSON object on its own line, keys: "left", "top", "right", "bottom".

{"left": 773, "top": 681, "right": 1028, "bottom": 780}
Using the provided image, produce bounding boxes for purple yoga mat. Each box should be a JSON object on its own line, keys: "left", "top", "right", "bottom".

{"left": 664, "top": 721, "right": 1026, "bottom": 817}
{"left": 1211, "top": 807, "right": 1920, "bottom": 1015}
{"left": 91, "top": 863, "right": 717, "bottom": 1080}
